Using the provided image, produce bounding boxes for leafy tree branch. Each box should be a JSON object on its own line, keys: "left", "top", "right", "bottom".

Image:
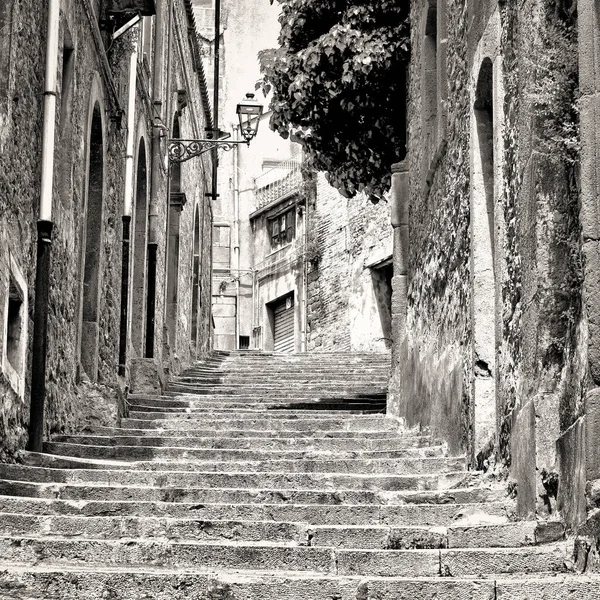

{"left": 258, "top": 0, "right": 410, "bottom": 201}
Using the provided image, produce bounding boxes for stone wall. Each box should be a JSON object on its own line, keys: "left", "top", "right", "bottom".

{"left": 306, "top": 173, "right": 393, "bottom": 353}
{"left": 0, "top": 0, "right": 213, "bottom": 459}
{"left": 391, "top": 0, "right": 586, "bottom": 523}
{"left": 389, "top": 0, "right": 472, "bottom": 457}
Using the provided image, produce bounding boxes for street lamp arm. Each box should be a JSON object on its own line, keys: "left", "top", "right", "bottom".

{"left": 168, "top": 138, "right": 250, "bottom": 164}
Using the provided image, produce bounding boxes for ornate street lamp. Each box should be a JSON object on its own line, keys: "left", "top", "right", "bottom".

{"left": 168, "top": 93, "right": 263, "bottom": 164}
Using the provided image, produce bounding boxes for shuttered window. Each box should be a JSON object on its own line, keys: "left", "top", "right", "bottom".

{"left": 269, "top": 208, "right": 295, "bottom": 249}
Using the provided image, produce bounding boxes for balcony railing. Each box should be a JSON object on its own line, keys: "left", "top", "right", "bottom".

{"left": 253, "top": 158, "right": 302, "bottom": 210}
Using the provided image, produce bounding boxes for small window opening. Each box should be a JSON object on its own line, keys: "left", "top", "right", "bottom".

{"left": 239, "top": 335, "right": 250, "bottom": 350}
{"left": 60, "top": 43, "right": 74, "bottom": 130}
{"left": 6, "top": 278, "right": 24, "bottom": 376}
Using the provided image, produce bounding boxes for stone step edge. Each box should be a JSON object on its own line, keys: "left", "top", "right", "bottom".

{"left": 44, "top": 442, "right": 446, "bottom": 457}
{"left": 0, "top": 481, "right": 506, "bottom": 503}
{"left": 0, "top": 533, "right": 571, "bottom": 553}
{"left": 0, "top": 513, "right": 565, "bottom": 548}
{"left": 1, "top": 564, "right": 596, "bottom": 594}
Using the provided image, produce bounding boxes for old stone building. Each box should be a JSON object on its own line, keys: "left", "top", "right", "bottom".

{"left": 0, "top": 0, "right": 213, "bottom": 460}
{"left": 194, "top": 0, "right": 391, "bottom": 354}
{"left": 306, "top": 176, "right": 394, "bottom": 353}
{"left": 388, "top": 0, "right": 600, "bottom": 541}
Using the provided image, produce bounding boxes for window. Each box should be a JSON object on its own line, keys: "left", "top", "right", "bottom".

{"left": 2, "top": 257, "right": 28, "bottom": 398}
{"left": 59, "top": 42, "right": 74, "bottom": 131}
{"left": 213, "top": 225, "right": 231, "bottom": 270}
{"left": 239, "top": 335, "right": 250, "bottom": 350}
{"left": 269, "top": 208, "right": 295, "bottom": 249}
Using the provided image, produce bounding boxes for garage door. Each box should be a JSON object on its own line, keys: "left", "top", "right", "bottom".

{"left": 273, "top": 294, "right": 294, "bottom": 353}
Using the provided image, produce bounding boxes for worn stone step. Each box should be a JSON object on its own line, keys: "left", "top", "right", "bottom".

{"left": 86, "top": 425, "right": 409, "bottom": 440}
{"left": 165, "top": 385, "right": 388, "bottom": 396}
{"left": 126, "top": 396, "right": 385, "bottom": 411}
{"left": 0, "top": 462, "right": 469, "bottom": 490}
{"left": 119, "top": 415, "right": 400, "bottom": 431}
{"left": 128, "top": 398, "right": 385, "bottom": 418}
{"left": 173, "top": 373, "right": 389, "bottom": 382}
{"left": 44, "top": 442, "right": 445, "bottom": 461}
{"left": 310, "top": 521, "right": 560, "bottom": 549}
{"left": 0, "top": 513, "right": 309, "bottom": 544}
{"left": 0, "top": 512, "right": 540, "bottom": 552}
{"left": 51, "top": 434, "right": 441, "bottom": 452}
{"left": 160, "top": 392, "right": 387, "bottom": 402}
{"left": 0, "top": 497, "right": 512, "bottom": 526}
{"left": 22, "top": 451, "right": 468, "bottom": 477}
{"left": 0, "top": 480, "right": 500, "bottom": 506}
{"left": 127, "top": 407, "right": 383, "bottom": 418}
{"left": 0, "top": 535, "right": 569, "bottom": 577}
{"left": 5, "top": 566, "right": 599, "bottom": 600}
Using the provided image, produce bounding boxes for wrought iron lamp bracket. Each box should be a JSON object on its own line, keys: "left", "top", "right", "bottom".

{"left": 168, "top": 138, "right": 250, "bottom": 164}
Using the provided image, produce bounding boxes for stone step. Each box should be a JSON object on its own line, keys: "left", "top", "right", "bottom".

{"left": 126, "top": 396, "right": 386, "bottom": 410}
{"left": 0, "top": 513, "right": 309, "bottom": 544}
{"left": 127, "top": 407, "right": 383, "bottom": 417}
{"left": 160, "top": 392, "right": 387, "bottom": 402}
{"left": 51, "top": 434, "right": 440, "bottom": 452}
{"left": 37, "top": 447, "right": 465, "bottom": 475}
{"left": 86, "top": 425, "right": 410, "bottom": 440}
{"left": 44, "top": 442, "right": 446, "bottom": 461}
{"left": 119, "top": 416, "right": 400, "bottom": 431}
{"left": 164, "top": 385, "right": 388, "bottom": 394}
{"left": 309, "top": 521, "right": 562, "bottom": 549}
{"left": 0, "top": 513, "right": 555, "bottom": 549}
{"left": 0, "top": 480, "right": 500, "bottom": 506}
{"left": 0, "top": 462, "right": 470, "bottom": 490}
{"left": 0, "top": 497, "right": 512, "bottom": 526}
{"left": 0, "top": 535, "right": 570, "bottom": 577}
{"left": 127, "top": 396, "right": 385, "bottom": 417}
{"left": 173, "top": 373, "right": 390, "bottom": 381}
{"left": 24, "top": 450, "right": 467, "bottom": 475}
{"left": 3, "top": 567, "right": 599, "bottom": 600}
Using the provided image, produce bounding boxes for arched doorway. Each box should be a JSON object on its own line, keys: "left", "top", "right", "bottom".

{"left": 471, "top": 57, "right": 497, "bottom": 457}
{"left": 80, "top": 104, "right": 104, "bottom": 381}
{"left": 131, "top": 138, "right": 149, "bottom": 356}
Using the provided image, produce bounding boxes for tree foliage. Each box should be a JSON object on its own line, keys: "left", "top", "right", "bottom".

{"left": 258, "top": 0, "right": 410, "bottom": 201}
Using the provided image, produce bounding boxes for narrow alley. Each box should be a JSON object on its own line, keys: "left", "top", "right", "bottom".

{"left": 3, "top": 0, "right": 600, "bottom": 598}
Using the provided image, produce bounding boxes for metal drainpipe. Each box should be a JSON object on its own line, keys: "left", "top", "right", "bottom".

{"left": 210, "top": 0, "right": 221, "bottom": 202}
{"left": 146, "top": 0, "right": 167, "bottom": 358}
{"left": 118, "top": 28, "right": 139, "bottom": 377}
{"left": 28, "top": 0, "right": 60, "bottom": 452}
{"left": 233, "top": 127, "right": 240, "bottom": 349}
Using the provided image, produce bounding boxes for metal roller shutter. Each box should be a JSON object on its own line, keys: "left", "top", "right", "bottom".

{"left": 273, "top": 295, "right": 295, "bottom": 353}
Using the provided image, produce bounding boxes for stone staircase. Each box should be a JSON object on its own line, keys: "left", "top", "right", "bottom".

{"left": 0, "top": 351, "right": 598, "bottom": 599}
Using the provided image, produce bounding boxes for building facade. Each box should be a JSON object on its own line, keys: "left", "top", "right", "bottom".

{"left": 388, "top": 0, "right": 600, "bottom": 533}
{"left": 0, "top": 0, "right": 213, "bottom": 459}
{"left": 194, "top": 0, "right": 392, "bottom": 355}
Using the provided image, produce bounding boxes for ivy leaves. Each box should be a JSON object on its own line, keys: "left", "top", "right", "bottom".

{"left": 258, "top": 0, "right": 410, "bottom": 200}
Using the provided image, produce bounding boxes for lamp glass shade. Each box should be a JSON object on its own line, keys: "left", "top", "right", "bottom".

{"left": 236, "top": 93, "right": 263, "bottom": 141}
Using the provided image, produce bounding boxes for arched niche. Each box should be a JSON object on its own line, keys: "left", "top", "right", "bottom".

{"left": 470, "top": 55, "right": 498, "bottom": 458}
{"left": 131, "top": 137, "right": 149, "bottom": 356}
{"left": 80, "top": 102, "right": 105, "bottom": 381}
